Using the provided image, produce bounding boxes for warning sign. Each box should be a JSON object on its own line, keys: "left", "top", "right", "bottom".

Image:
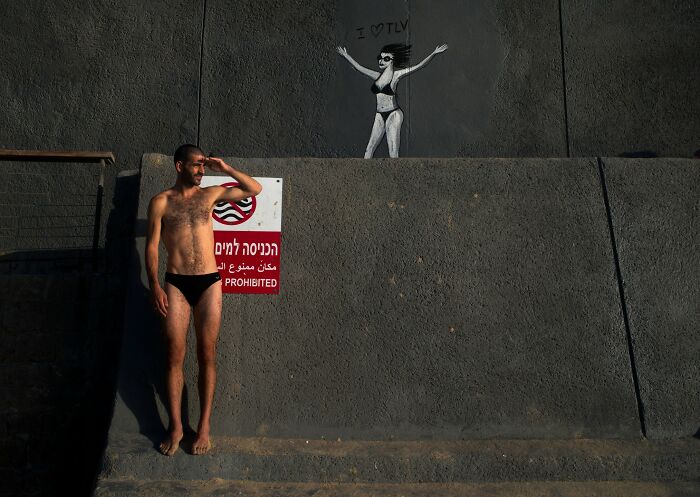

{"left": 212, "top": 182, "right": 257, "bottom": 226}
{"left": 201, "top": 176, "right": 282, "bottom": 294}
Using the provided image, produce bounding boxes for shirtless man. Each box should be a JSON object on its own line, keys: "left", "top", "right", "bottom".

{"left": 146, "top": 144, "right": 262, "bottom": 456}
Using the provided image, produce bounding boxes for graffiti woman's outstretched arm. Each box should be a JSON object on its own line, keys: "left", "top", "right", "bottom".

{"left": 395, "top": 44, "right": 448, "bottom": 79}
{"left": 336, "top": 46, "right": 380, "bottom": 79}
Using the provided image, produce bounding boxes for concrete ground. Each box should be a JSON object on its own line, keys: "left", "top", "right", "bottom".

{"left": 96, "top": 479, "right": 700, "bottom": 497}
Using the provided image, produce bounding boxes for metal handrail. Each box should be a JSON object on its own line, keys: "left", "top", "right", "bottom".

{"left": 0, "top": 149, "right": 114, "bottom": 164}
{"left": 0, "top": 149, "right": 116, "bottom": 270}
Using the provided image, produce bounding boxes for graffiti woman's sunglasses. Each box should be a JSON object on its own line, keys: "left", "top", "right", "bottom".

{"left": 377, "top": 55, "right": 393, "bottom": 62}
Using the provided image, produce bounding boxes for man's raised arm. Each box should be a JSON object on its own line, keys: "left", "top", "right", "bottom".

{"left": 204, "top": 157, "right": 263, "bottom": 202}
{"left": 146, "top": 194, "right": 168, "bottom": 317}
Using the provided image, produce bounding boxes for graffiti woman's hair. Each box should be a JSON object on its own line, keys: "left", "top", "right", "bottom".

{"left": 381, "top": 43, "right": 412, "bottom": 69}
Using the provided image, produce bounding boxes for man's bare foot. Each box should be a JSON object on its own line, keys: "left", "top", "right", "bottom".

{"left": 192, "top": 431, "right": 212, "bottom": 455}
{"left": 159, "top": 429, "right": 183, "bottom": 456}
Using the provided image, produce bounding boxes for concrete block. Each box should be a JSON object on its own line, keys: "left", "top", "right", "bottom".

{"left": 44, "top": 274, "right": 86, "bottom": 300}
{"left": 405, "top": 0, "right": 567, "bottom": 157}
{"left": 0, "top": 469, "right": 24, "bottom": 495}
{"left": 601, "top": 158, "right": 700, "bottom": 438}
{"left": 0, "top": 385, "right": 53, "bottom": 413}
{"left": 24, "top": 437, "right": 58, "bottom": 467}
{"left": 95, "top": 480, "right": 700, "bottom": 497}
{"left": 40, "top": 301, "right": 81, "bottom": 333}
{"left": 0, "top": 276, "right": 49, "bottom": 301}
{"left": 100, "top": 433, "right": 700, "bottom": 482}
{"left": 1, "top": 300, "right": 43, "bottom": 334}
{"left": 562, "top": 1, "right": 700, "bottom": 157}
{"left": 0, "top": 437, "right": 27, "bottom": 468}
{"left": 0, "top": 363, "right": 57, "bottom": 390}
{"left": 3, "top": 411, "right": 55, "bottom": 440}
{"left": 0, "top": 332, "right": 60, "bottom": 363}
{"left": 0, "top": 0, "right": 202, "bottom": 171}
{"left": 199, "top": 0, "right": 337, "bottom": 157}
{"left": 200, "top": 0, "right": 567, "bottom": 157}
{"left": 0, "top": 0, "right": 697, "bottom": 166}
{"left": 111, "top": 156, "right": 641, "bottom": 440}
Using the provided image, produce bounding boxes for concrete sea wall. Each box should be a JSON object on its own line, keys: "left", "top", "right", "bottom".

{"left": 1, "top": 1, "right": 698, "bottom": 169}
{"left": 108, "top": 155, "right": 699, "bottom": 443}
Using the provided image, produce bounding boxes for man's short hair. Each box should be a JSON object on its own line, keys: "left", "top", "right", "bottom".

{"left": 174, "top": 144, "right": 204, "bottom": 165}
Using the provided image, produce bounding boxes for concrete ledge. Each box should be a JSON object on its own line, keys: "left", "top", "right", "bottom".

{"left": 95, "top": 479, "right": 700, "bottom": 497}
{"left": 602, "top": 158, "right": 700, "bottom": 438}
{"left": 563, "top": 2, "right": 700, "bottom": 157}
{"left": 101, "top": 433, "right": 700, "bottom": 482}
{"left": 110, "top": 156, "right": 641, "bottom": 440}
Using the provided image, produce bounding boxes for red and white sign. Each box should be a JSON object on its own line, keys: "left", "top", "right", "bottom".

{"left": 201, "top": 176, "right": 283, "bottom": 294}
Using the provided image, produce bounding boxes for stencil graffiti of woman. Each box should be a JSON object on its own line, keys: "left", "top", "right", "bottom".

{"left": 337, "top": 43, "right": 448, "bottom": 158}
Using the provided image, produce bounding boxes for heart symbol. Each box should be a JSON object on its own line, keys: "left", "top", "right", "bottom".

{"left": 371, "top": 23, "right": 384, "bottom": 37}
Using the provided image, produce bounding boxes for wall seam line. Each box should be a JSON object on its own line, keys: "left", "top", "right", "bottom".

{"left": 558, "top": 0, "right": 571, "bottom": 157}
{"left": 406, "top": 0, "right": 411, "bottom": 156}
{"left": 596, "top": 156, "right": 647, "bottom": 438}
{"left": 196, "top": 0, "right": 208, "bottom": 147}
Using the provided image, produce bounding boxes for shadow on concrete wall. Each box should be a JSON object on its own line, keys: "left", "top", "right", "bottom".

{"left": 113, "top": 234, "right": 201, "bottom": 448}
{"left": 618, "top": 150, "right": 658, "bottom": 158}
{"left": 0, "top": 169, "right": 140, "bottom": 497}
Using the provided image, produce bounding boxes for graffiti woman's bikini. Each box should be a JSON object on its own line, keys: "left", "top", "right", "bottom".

{"left": 372, "top": 81, "right": 401, "bottom": 122}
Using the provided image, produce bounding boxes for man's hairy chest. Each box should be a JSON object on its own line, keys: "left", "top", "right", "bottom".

{"left": 162, "top": 196, "right": 212, "bottom": 231}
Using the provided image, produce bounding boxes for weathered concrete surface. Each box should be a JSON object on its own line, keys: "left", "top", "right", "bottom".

{"left": 0, "top": 169, "right": 139, "bottom": 497}
{"left": 100, "top": 433, "right": 700, "bottom": 482}
{"left": 199, "top": 0, "right": 337, "bottom": 157}
{"left": 0, "top": 0, "right": 201, "bottom": 171}
{"left": 602, "top": 158, "right": 700, "bottom": 438}
{"left": 95, "top": 479, "right": 700, "bottom": 497}
{"left": 406, "top": 0, "right": 567, "bottom": 157}
{"left": 0, "top": 163, "right": 101, "bottom": 253}
{"left": 562, "top": 1, "right": 700, "bottom": 157}
{"left": 0, "top": 164, "right": 139, "bottom": 276}
{"left": 0, "top": 273, "right": 125, "bottom": 497}
{"left": 109, "top": 155, "right": 640, "bottom": 442}
{"left": 105, "top": 479, "right": 700, "bottom": 497}
{"left": 2, "top": 2, "right": 698, "bottom": 159}
{"left": 201, "top": 0, "right": 567, "bottom": 157}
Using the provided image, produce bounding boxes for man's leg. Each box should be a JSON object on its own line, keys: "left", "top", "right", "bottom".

{"left": 159, "top": 283, "right": 190, "bottom": 456}
{"left": 192, "top": 280, "right": 222, "bottom": 454}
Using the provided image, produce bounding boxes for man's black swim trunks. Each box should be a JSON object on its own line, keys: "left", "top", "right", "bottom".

{"left": 165, "top": 272, "right": 221, "bottom": 307}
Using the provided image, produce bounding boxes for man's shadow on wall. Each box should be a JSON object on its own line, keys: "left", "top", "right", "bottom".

{"left": 110, "top": 187, "right": 197, "bottom": 448}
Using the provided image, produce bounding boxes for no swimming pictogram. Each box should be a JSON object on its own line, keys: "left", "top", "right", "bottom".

{"left": 212, "top": 182, "right": 257, "bottom": 225}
